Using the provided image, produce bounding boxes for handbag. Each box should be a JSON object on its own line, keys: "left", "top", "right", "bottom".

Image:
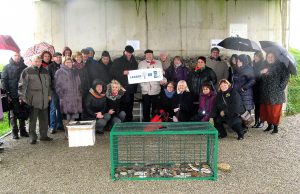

{"left": 240, "top": 110, "right": 254, "bottom": 128}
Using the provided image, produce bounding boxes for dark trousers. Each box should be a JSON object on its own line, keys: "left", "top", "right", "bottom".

{"left": 142, "top": 94, "right": 159, "bottom": 122}
{"left": 120, "top": 92, "right": 134, "bottom": 122}
{"left": 10, "top": 98, "right": 26, "bottom": 135}
{"left": 254, "top": 103, "right": 261, "bottom": 123}
{"left": 29, "top": 108, "right": 49, "bottom": 141}
{"left": 214, "top": 118, "right": 244, "bottom": 137}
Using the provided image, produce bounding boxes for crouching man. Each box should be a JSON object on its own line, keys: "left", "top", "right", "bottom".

{"left": 18, "top": 55, "right": 53, "bottom": 144}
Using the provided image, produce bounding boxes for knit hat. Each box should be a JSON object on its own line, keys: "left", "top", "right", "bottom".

{"left": 86, "top": 47, "right": 95, "bottom": 53}
{"left": 124, "top": 45, "right": 134, "bottom": 53}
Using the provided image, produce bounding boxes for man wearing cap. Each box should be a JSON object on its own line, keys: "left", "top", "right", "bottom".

{"left": 110, "top": 45, "right": 138, "bottom": 122}
{"left": 139, "top": 49, "right": 167, "bottom": 122}
{"left": 47, "top": 52, "right": 63, "bottom": 134}
{"left": 1, "top": 52, "right": 28, "bottom": 139}
{"left": 206, "top": 47, "right": 229, "bottom": 85}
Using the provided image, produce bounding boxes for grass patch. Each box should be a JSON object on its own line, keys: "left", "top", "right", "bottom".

{"left": 287, "top": 48, "right": 300, "bottom": 115}
{"left": 0, "top": 112, "right": 11, "bottom": 137}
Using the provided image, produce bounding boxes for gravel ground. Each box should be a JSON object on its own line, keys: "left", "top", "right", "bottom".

{"left": 0, "top": 115, "right": 300, "bottom": 194}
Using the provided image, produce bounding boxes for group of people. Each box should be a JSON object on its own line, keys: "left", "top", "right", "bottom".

{"left": 0, "top": 44, "right": 290, "bottom": 144}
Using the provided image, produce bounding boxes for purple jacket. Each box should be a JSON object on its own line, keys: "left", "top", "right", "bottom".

{"left": 165, "top": 65, "right": 189, "bottom": 83}
{"left": 55, "top": 65, "right": 82, "bottom": 114}
{"left": 198, "top": 92, "right": 216, "bottom": 121}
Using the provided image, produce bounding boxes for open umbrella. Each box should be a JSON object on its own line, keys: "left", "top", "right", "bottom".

{"left": 218, "top": 37, "right": 261, "bottom": 52}
{"left": 23, "top": 42, "right": 55, "bottom": 65}
{"left": 0, "top": 35, "right": 20, "bottom": 53}
{"left": 259, "top": 41, "right": 297, "bottom": 75}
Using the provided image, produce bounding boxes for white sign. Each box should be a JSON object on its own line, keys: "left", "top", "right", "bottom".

{"left": 126, "top": 40, "right": 140, "bottom": 50}
{"left": 229, "top": 23, "right": 248, "bottom": 38}
{"left": 128, "top": 68, "right": 163, "bottom": 84}
{"left": 210, "top": 39, "right": 223, "bottom": 48}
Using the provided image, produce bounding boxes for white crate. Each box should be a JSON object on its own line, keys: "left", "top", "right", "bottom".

{"left": 66, "top": 120, "right": 96, "bottom": 147}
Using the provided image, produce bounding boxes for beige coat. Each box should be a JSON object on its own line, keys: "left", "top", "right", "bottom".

{"left": 206, "top": 58, "right": 229, "bottom": 84}
{"left": 138, "top": 59, "right": 166, "bottom": 95}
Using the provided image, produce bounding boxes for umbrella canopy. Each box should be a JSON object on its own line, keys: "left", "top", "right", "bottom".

{"left": 260, "top": 41, "right": 297, "bottom": 75}
{"left": 23, "top": 42, "right": 55, "bottom": 65}
{"left": 218, "top": 37, "right": 261, "bottom": 52}
{"left": 0, "top": 35, "right": 20, "bottom": 53}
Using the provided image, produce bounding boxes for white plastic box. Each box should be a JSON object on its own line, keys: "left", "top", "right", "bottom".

{"left": 66, "top": 121, "right": 96, "bottom": 147}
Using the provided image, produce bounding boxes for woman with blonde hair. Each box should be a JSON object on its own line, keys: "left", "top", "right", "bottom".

{"left": 106, "top": 80, "right": 126, "bottom": 128}
{"left": 172, "top": 80, "right": 193, "bottom": 122}
{"left": 211, "top": 79, "right": 245, "bottom": 140}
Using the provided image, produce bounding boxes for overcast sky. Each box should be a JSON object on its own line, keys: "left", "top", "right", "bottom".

{"left": 0, "top": 0, "right": 299, "bottom": 64}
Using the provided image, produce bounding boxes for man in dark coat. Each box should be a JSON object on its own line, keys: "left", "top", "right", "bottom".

{"left": 110, "top": 45, "right": 138, "bottom": 121}
{"left": 1, "top": 52, "right": 28, "bottom": 139}
{"left": 47, "top": 52, "right": 63, "bottom": 134}
{"left": 87, "top": 50, "right": 112, "bottom": 85}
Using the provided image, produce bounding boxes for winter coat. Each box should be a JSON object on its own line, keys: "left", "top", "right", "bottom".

{"left": 138, "top": 59, "right": 165, "bottom": 95}
{"left": 232, "top": 65, "right": 256, "bottom": 111}
{"left": 187, "top": 66, "right": 217, "bottom": 101}
{"left": 211, "top": 87, "right": 245, "bottom": 127}
{"left": 48, "top": 61, "right": 62, "bottom": 92}
{"left": 110, "top": 55, "right": 138, "bottom": 94}
{"left": 173, "top": 91, "right": 193, "bottom": 122}
{"left": 0, "top": 89, "right": 3, "bottom": 120}
{"left": 206, "top": 57, "right": 229, "bottom": 84}
{"left": 105, "top": 83, "right": 124, "bottom": 115}
{"left": 55, "top": 65, "right": 82, "bottom": 115}
{"left": 18, "top": 66, "right": 51, "bottom": 110}
{"left": 83, "top": 89, "right": 107, "bottom": 120}
{"left": 260, "top": 61, "right": 290, "bottom": 104}
{"left": 73, "top": 62, "right": 90, "bottom": 98}
{"left": 252, "top": 60, "right": 266, "bottom": 103}
{"left": 158, "top": 89, "right": 176, "bottom": 117}
{"left": 1, "top": 58, "right": 27, "bottom": 98}
{"left": 198, "top": 91, "right": 216, "bottom": 122}
{"left": 86, "top": 59, "right": 112, "bottom": 86}
{"left": 165, "top": 64, "right": 190, "bottom": 83}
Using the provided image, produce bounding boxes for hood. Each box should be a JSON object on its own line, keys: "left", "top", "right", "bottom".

{"left": 92, "top": 79, "right": 106, "bottom": 94}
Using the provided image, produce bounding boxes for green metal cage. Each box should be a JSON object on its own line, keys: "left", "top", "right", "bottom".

{"left": 110, "top": 122, "right": 218, "bottom": 180}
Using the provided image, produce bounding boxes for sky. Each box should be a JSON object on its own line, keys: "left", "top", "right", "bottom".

{"left": 0, "top": 0, "right": 300, "bottom": 64}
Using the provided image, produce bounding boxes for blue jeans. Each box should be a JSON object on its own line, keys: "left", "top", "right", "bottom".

{"left": 49, "top": 93, "right": 63, "bottom": 130}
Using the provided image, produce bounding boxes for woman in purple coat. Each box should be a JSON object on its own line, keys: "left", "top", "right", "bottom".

{"left": 198, "top": 83, "right": 216, "bottom": 122}
{"left": 165, "top": 56, "right": 189, "bottom": 84}
{"left": 55, "top": 57, "right": 82, "bottom": 135}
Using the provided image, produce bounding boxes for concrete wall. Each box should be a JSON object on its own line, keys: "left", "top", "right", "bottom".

{"left": 33, "top": 0, "right": 288, "bottom": 58}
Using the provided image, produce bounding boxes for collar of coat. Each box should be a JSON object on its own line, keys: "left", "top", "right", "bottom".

{"left": 89, "top": 88, "right": 105, "bottom": 99}
{"left": 106, "top": 84, "right": 125, "bottom": 100}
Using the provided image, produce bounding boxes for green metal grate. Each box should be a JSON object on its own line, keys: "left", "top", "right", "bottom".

{"left": 110, "top": 122, "right": 218, "bottom": 180}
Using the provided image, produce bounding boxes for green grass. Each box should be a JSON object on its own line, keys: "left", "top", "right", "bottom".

{"left": 0, "top": 112, "right": 10, "bottom": 136}
{"left": 287, "top": 48, "right": 300, "bottom": 115}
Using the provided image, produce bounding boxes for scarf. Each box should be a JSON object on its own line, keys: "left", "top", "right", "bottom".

{"left": 89, "top": 88, "right": 105, "bottom": 99}
{"left": 147, "top": 60, "right": 156, "bottom": 65}
{"left": 174, "top": 63, "right": 182, "bottom": 68}
{"left": 194, "top": 65, "right": 206, "bottom": 73}
{"left": 164, "top": 89, "right": 175, "bottom": 98}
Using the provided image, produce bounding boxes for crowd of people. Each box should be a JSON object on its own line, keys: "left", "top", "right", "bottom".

{"left": 0, "top": 45, "right": 290, "bottom": 145}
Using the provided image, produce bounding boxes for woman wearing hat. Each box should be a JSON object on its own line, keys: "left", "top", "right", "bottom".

{"left": 83, "top": 79, "right": 111, "bottom": 134}
{"left": 232, "top": 54, "right": 256, "bottom": 113}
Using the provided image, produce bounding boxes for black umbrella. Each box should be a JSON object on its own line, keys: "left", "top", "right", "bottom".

{"left": 218, "top": 37, "right": 261, "bottom": 52}
{"left": 260, "top": 41, "right": 297, "bottom": 75}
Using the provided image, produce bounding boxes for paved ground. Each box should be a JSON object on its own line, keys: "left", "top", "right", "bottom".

{"left": 0, "top": 115, "right": 300, "bottom": 194}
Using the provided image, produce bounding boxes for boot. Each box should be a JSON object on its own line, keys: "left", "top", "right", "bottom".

{"left": 20, "top": 128, "right": 29, "bottom": 137}
{"left": 271, "top": 125, "right": 278, "bottom": 134}
{"left": 264, "top": 124, "right": 274, "bottom": 132}
{"left": 12, "top": 128, "right": 19, "bottom": 139}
